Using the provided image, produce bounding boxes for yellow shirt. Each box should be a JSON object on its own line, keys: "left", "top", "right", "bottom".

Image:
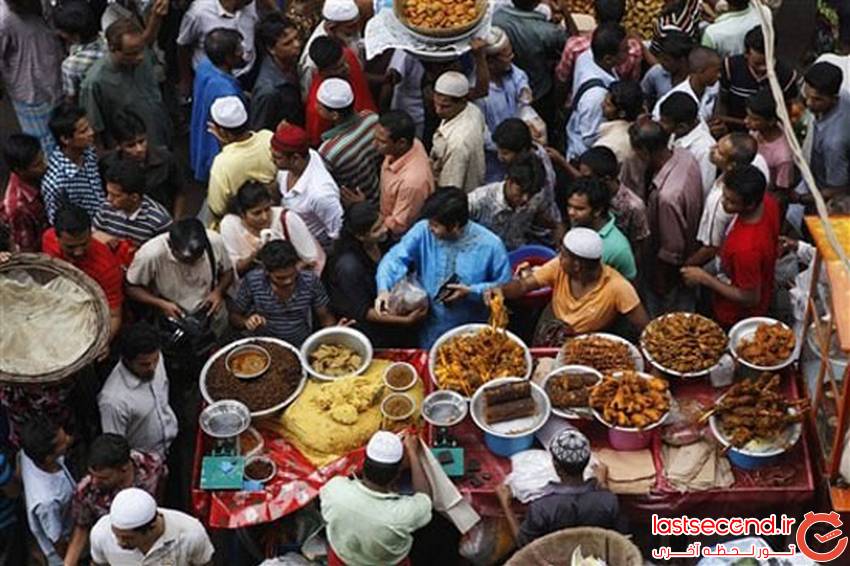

{"left": 207, "top": 130, "right": 277, "bottom": 227}
{"left": 533, "top": 260, "right": 640, "bottom": 333}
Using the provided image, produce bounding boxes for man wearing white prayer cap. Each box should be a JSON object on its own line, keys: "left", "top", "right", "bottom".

{"left": 299, "top": 0, "right": 363, "bottom": 95}
{"left": 89, "top": 487, "right": 215, "bottom": 565}
{"left": 486, "top": 226, "right": 650, "bottom": 342}
{"left": 319, "top": 432, "right": 433, "bottom": 565}
{"left": 206, "top": 95, "right": 278, "bottom": 227}
{"left": 430, "top": 71, "right": 487, "bottom": 193}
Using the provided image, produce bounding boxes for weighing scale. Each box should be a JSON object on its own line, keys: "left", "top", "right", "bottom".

{"left": 199, "top": 400, "right": 251, "bottom": 490}
{"left": 422, "top": 390, "right": 468, "bottom": 478}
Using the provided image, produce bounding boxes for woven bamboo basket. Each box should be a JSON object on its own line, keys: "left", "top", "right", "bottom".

{"left": 0, "top": 253, "right": 110, "bottom": 385}
{"left": 394, "top": 0, "right": 488, "bottom": 39}
{"left": 505, "top": 527, "right": 643, "bottom": 566}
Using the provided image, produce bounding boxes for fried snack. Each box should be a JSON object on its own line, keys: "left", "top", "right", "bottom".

{"left": 312, "top": 376, "right": 384, "bottom": 424}
{"left": 484, "top": 381, "right": 531, "bottom": 405}
{"left": 434, "top": 328, "right": 528, "bottom": 395}
{"left": 642, "top": 313, "right": 727, "bottom": 373}
{"left": 403, "top": 0, "right": 479, "bottom": 30}
{"left": 488, "top": 292, "right": 508, "bottom": 330}
{"left": 715, "top": 372, "right": 805, "bottom": 448}
{"left": 485, "top": 397, "right": 536, "bottom": 424}
{"left": 560, "top": 336, "right": 636, "bottom": 373}
{"left": 589, "top": 371, "right": 670, "bottom": 429}
{"left": 738, "top": 323, "right": 795, "bottom": 366}
{"left": 309, "top": 343, "right": 363, "bottom": 377}
{"left": 545, "top": 372, "right": 600, "bottom": 409}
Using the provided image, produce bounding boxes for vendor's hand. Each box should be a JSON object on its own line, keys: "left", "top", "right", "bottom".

{"left": 680, "top": 266, "right": 707, "bottom": 288}
{"left": 340, "top": 186, "right": 366, "bottom": 207}
{"left": 544, "top": 146, "right": 569, "bottom": 170}
{"left": 375, "top": 291, "right": 392, "bottom": 315}
{"left": 402, "top": 305, "right": 428, "bottom": 324}
{"left": 159, "top": 300, "right": 185, "bottom": 320}
{"left": 402, "top": 433, "right": 420, "bottom": 456}
{"left": 483, "top": 286, "right": 503, "bottom": 307}
{"left": 495, "top": 484, "right": 513, "bottom": 505}
{"left": 244, "top": 314, "right": 266, "bottom": 331}
{"left": 203, "top": 289, "right": 225, "bottom": 315}
{"left": 469, "top": 37, "right": 487, "bottom": 56}
{"left": 442, "top": 283, "right": 470, "bottom": 304}
{"left": 337, "top": 317, "right": 356, "bottom": 327}
{"left": 152, "top": 0, "right": 168, "bottom": 17}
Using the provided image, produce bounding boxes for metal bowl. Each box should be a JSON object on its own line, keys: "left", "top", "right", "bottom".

{"left": 709, "top": 408, "right": 802, "bottom": 468}
{"left": 300, "top": 327, "right": 373, "bottom": 381}
{"left": 541, "top": 365, "right": 603, "bottom": 420}
{"left": 729, "top": 317, "right": 797, "bottom": 372}
{"left": 421, "top": 390, "right": 468, "bottom": 427}
{"left": 199, "top": 400, "right": 251, "bottom": 439}
{"left": 199, "top": 337, "right": 307, "bottom": 418}
{"left": 225, "top": 344, "right": 271, "bottom": 380}
{"left": 640, "top": 313, "right": 727, "bottom": 378}
{"left": 393, "top": 0, "right": 489, "bottom": 42}
{"left": 589, "top": 371, "right": 671, "bottom": 433}
{"left": 383, "top": 362, "right": 419, "bottom": 392}
{"left": 428, "top": 323, "right": 533, "bottom": 398}
{"left": 381, "top": 392, "right": 417, "bottom": 421}
{"left": 243, "top": 455, "right": 277, "bottom": 482}
{"left": 556, "top": 332, "right": 645, "bottom": 372}
{"left": 470, "top": 377, "right": 551, "bottom": 439}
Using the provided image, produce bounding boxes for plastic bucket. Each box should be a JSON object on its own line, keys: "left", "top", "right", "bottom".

{"left": 607, "top": 428, "right": 653, "bottom": 451}
{"left": 726, "top": 449, "right": 780, "bottom": 470}
{"left": 484, "top": 431, "right": 535, "bottom": 457}
{"left": 508, "top": 245, "right": 556, "bottom": 309}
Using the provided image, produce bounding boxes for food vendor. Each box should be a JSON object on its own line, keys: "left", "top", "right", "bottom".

{"left": 487, "top": 227, "right": 649, "bottom": 345}
{"left": 495, "top": 428, "right": 625, "bottom": 547}
{"left": 375, "top": 187, "right": 512, "bottom": 348}
{"left": 319, "top": 432, "right": 432, "bottom": 566}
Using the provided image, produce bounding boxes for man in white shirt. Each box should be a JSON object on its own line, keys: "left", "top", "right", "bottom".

{"left": 298, "top": 0, "right": 361, "bottom": 96}
{"left": 565, "top": 23, "right": 626, "bottom": 161}
{"left": 701, "top": 0, "right": 771, "bottom": 58}
{"left": 658, "top": 92, "right": 717, "bottom": 197}
{"left": 653, "top": 46, "right": 722, "bottom": 124}
{"left": 20, "top": 416, "right": 75, "bottom": 566}
{"left": 271, "top": 122, "right": 343, "bottom": 249}
{"left": 90, "top": 488, "right": 214, "bottom": 566}
{"left": 99, "top": 323, "right": 178, "bottom": 459}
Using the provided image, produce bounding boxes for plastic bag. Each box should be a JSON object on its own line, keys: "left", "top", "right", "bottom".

{"left": 504, "top": 450, "right": 559, "bottom": 503}
{"left": 387, "top": 274, "right": 428, "bottom": 315}
{"left": 459, "top": 517, "right": 515, "bottom": 566}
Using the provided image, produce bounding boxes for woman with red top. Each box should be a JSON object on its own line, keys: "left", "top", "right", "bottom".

{"left": 681, "top": 165, "right": 780, "bottom": 328}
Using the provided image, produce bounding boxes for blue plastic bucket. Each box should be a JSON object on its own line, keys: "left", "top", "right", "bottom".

{"left": 507, "top": 245, "right": 557, "bottom": 309}
{"left": 484, "top": 431, "right": 535, "bottom": 457}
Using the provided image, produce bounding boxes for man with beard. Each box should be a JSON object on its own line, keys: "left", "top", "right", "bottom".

{"left": 298, "top": 0, "right": 362, "bottom": 96}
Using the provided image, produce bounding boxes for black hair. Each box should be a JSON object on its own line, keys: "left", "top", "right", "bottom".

{"left": 628, "top": 119, "right": 670, "bottom": 154}
{"left": 54, "top": 205, "right": 91, "bottom": 236}
{"left": 235, "top": 182, "right": 273, "bottom": 215}
{"left": 591, "top": 22, "right": 626, "bottom": 61}
{"left": 594, "top": 0, "right": 624, "bottom": 23}
{"left": 658, "top": 30, "right": 694, "bottom": 59}
{"left": 20, "top": 415, "right": 61, "bottom": 467}
{"left": 363, "top": 458, "right": 400, "bottom": 487}
{"left": 659, "top": 91, "right": 698, "bottom": 125}
{"left": 804, "top": 62, "right": 843, "bottom": 97}
{"left": 727, "top": 0, "right": 749, "bottom": 9}
{"left": 330, "top": 201, "right": 380, "bottom": 260}
{"left": 688, "top": 46, "right": 721, "bottom": 73}
{"left": 378, "top": 110, "right": 416, "bottom": 143}
{"left": 420, "top": 187, "right": 469, "bottom": 229}
{"left": 725, "top": 132, "right": 759, "bottom": 168}
{"left": 579, "top": 146, "right": 619, "bottom": 179}
{"left": 493, "top": 118, "right": 532, "bottom": 153}
{"left": 104, "top": 158, "right": 146, "bottom": 195}
{"left": 49, "top": 102, "right": 88, "bottom": 145}
{"left": 608, "top": 81, "right": 644, "bottom": 121}
{"left": 53, "top": 0, "right": 100, "bottom": 44}
{"left": 258, "top": 239, "right": 299, "bottom": 271}
{"left": 568, "top": 177, "right": 611, "bottom": 215}
{"left": 746, "top": 88, "right": 778, "bottom": 121}
{"left": 111, "top": 110, "right": 147, "bottom": 145}
{"left": 204, "top": 28, "right": 244, "bottom": 66}
{"left": 310, "top": 36, "right": 343, "bottom": 71}
{"left": 105, "top": 17, "right": 143, "bottom": 51}
{"left": 512, "top": 0, "right": 539, "bottom": 11}
{"left": 724, "top": 164, "right": 766, "bottom": 207}
{"left": 506, "top": 154, "right": 543, "bottom": 196}
{"left": 256, "top": 12, "right": 297, "bottom": 54}
{"left": 119, "top": 321, "right": 160, "bottom": 362}
{"left": 88, "top": 434, "right": 131, "bottom": 471}
{"left": 168, "top": 218, "right": 209, "bottom": 257}
{"left": 2, "top": 134, "right": 40, "bottom": 172}
{"left": 744, "top": 26, "right": 765, "bottom": 54}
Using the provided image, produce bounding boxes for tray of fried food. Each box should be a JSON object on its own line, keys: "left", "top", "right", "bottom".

{"left": 395, "top": 0, "right": 488, "bottom": 39}
{"left": 640, "top": 313, "right": 728, "bottom": 377}
{"left": 710, "top": 372, "right": 806, "bottom": 454}
{"left": 557, "top": 333, "right": 643, "bottom": 373}
{"left": 730, "top": 317, "right": 796, "bottom": 371}
{"left": 542, "top": 365, "right": 603, "bottom": 419}
{"left": 589, "top": 371, "right": 671, "bottom": 430}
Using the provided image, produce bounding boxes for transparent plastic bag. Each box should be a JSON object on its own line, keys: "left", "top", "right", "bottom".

{"left": 387, "top": 274, "right": 428, "bottom": 315}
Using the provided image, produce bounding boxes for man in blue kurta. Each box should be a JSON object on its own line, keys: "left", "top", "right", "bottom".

{"left": 375, "top": 187, "right": 513, "bottom": 348}
{"left": 190, "top": 28, "right": 245, "bottom": 183}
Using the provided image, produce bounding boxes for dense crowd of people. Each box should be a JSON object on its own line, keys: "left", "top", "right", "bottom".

{"left": 1, "top": 0, "right": 849, "bottom": 563}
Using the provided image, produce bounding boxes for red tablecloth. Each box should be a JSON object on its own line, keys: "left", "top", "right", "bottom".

{"left": 191, "top": 350, "right": 429, "bottom": 529}
{"left": 436, "top": 349, "right": 817, "bottom": 521}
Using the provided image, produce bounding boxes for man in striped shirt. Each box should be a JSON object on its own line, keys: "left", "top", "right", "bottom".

{"left": 316, "top": 78, "right": 382, "bottom": 204}
{"left": 93, "top": 157, "right": 172, "bottom": 250}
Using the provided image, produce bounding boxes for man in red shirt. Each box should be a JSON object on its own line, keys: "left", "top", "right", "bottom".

{"left": 681, "top": 165, "right": 779, "bottom": 328}
{"left": 42, "top": 204, "right": 124, "bottom": 342}
{"left": 0, "top": 134, "right": 48, "bottom": 252}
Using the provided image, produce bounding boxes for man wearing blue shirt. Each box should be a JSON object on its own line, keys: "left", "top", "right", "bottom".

{"left": 375, "top": 187, "right": 513, "bottom": 347}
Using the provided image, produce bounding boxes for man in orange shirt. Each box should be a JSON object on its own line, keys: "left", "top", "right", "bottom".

{"left": 374, "top": 110, "right": 434, "bottom": 238}
{"left": 487, "top": 227, "right": 649, "bottom": 345}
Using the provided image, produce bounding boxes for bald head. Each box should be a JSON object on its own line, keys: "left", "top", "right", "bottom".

{"left": 712, "top": 132, "right": 758, "bottom": 172}
{"left": 628, "top": 117, "right": 669, "bottom": 155}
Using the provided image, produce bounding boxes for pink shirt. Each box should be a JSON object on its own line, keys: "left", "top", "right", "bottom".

{"left": 380, "top": 139, "right": 434, "bottom": 235}
{"left": 753, "top": 131, "right": 795, "bottom": 190}
{"left": 555, "top": 35, "right": 643, "bottom": 85}
{"left": 648, "top": 149, "right": 704, "bottom": 267}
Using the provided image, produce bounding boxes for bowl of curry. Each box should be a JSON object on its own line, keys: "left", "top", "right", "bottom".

{"left": 226, "top": 344, "right": 271, "bottom": 380}
{"left": 394, "top": 0, "right": 488, "bottom": 40}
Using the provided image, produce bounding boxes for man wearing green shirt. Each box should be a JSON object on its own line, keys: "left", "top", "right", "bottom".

{"left": 566, "top": 177, "right": 637, "bottom": 280}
